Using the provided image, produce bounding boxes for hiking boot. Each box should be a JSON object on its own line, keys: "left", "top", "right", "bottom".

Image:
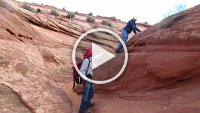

{"left": 87, "top": 102, "right": 95, "bottom": 108}
{"left": 115, "top": 50, "right": 122, "bottom": 54}
{"left": 79, "top": 111, "right": 90, "bottom": 113}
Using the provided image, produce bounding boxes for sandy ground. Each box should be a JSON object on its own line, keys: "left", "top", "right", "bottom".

{"left": 63, "top": 81, "right": 173, "bottom": 113}
{"left": 63, "top": 79, "right": 200, "bottom": 113}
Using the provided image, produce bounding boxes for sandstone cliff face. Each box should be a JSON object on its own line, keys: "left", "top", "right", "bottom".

{"left": 92, "top": 5, "right": 200, "bottom": 113}
{"left": 96, "top": 5, "right": 200, "bottom": 91}
{"left": 0, "top": 1, "right": 134, "bottom": 112}
{"left": 0, "top": 7, "right": 73, "bottom": 113}
{"left": 125, "top": 5, "right": 200, "bottom": 91}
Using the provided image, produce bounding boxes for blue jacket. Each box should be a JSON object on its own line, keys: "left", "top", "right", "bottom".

{"left": 123, "top": 19, "right": 141, "bottom": 34}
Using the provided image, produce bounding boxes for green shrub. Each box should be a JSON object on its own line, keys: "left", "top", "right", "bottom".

{"left": 87, "top": 16, "right": 95, "bottom": 23}
{"left": 141, "top": 22, "right": 148, "bottom": 24}
{"left": 112, "top": 16, "right": 116, "bottom": 21}
{"left": 32, "top": 2, "right": 39, "bottom": 5}
{"left": 158, "top": 11, "right": 187, "bottom": 29}
{"left": 21, "top": 4, "right": 34, "bottom": 12}
{"left": 50, "top": 9, "right": 59, "bottom": 16}
{"left": 89, "top": 12, "right": 93, "bottom": 16}
{"left": 164, "top": 4, "right": 186, "bottom": 18}
{"left": 0, "top": 0, "right": 12, "bottom": 11}
{"left": 75, "top": 11, "right": 78, "bottom": 14}
{"left": 66, "top": 12, "right": 75, "bottom": 19}
{"left": 101, "top": 20, "right": 113, "bottom": 27}
{"left": 36, "top": 8, "right": 41, "bottom": 13}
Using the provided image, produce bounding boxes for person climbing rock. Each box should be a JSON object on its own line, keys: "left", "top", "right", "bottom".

{"left": 115, "top": 16, "right": 141, "bottom": 53}
{"left": 79, "top": 48, "right": 94, "bottom": 113}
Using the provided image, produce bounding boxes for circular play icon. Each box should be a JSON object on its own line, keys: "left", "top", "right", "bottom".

{"left": 72, "top": 28, "right": 128, "bottom": 84}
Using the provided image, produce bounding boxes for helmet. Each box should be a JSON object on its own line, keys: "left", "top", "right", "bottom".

{"left": 133, "top": 16, "right": 138, "bottom": 20}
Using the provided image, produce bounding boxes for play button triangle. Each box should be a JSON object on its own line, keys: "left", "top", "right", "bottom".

{"left": 92, "top": 43, "right": 115, "bottom": 70}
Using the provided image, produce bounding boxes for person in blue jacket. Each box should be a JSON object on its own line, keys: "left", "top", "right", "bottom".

{"left": 115, "top": 16, "right": 141, "bottom": 53}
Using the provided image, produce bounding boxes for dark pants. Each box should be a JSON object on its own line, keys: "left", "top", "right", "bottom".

{"left": 79, "top": 81, "right": 94, "bottom": 112}
{"left": 116, "top": 30, "right": 128, "bottom": 52}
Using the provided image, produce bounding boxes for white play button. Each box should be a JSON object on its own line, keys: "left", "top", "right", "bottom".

{"left": 72, "top": 28, "right": 128, "bottom": 84}
{"left": 92, "top": 43, "right": 115, "bottom": 70}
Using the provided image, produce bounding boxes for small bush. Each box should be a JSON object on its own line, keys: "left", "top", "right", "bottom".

{"left": 32, "top": 2, "right": 39, "bottom": 5}
{"left": 36, "top": 8, "right": 41, "bottom": 13}
{"left": 157, "top": 10, "right": 188, "bottom": 29}
{"left": 164, "top": 4, "right": 186, "bottom": 18}
{"left": 141, "top": 22, "right": 148, "bottom": 24}
{"left": 0, "top": 0, "right": 12, "bottom": 11}
{"left": 89, "top": 12, "right": 93, "bottom": 16}
{"left": 112, "top": 16, "right": 116, "bottom": 21}
{"left": 75, "top": 11, "right": 78, "bottom": 14}
{"left": 21, "top": 4, "right": 34, "bottom": 12}
{"left": 66, "top": 12, "right": 75, "bottom": 19}
{"left": 101, "top": 20, "right": 113, "bottom": 27}
{"left": 87, "top": 16, "right": 95, "bottom": 23}
{"left": 50, "top": 9, "right": 59, "bottom": 16}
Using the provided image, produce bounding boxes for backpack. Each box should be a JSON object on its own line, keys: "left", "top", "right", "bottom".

{"left": 72, "top": 58, "right": 90, "bottom": 90}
